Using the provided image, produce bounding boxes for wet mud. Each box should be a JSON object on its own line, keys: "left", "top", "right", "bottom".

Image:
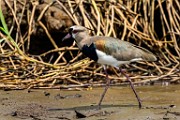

{"left": 0, "top": 85, "right": 180, "bottom": 120}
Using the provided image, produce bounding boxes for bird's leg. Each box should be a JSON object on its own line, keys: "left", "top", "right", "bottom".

{"left": 98, "top": 65, "right": 110, "bottom": 109}
{"left": 119, "top": 68, "right": 142, "bottom": 108}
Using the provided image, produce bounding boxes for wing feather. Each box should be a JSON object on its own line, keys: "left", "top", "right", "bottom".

{"left": 93, "top": 36, "right": 156, "bottom": 62}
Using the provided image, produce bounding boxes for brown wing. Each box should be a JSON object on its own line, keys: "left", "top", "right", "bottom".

{"left": 93, "top": 36, "right": 157, "bottom": 61}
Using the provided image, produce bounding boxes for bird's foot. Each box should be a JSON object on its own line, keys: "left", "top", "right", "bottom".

{"left": 119, "top": 68, "right": 127, "bottom": 73}
{"left": 97, "top": 104, "right": 101, "bottom": 110}
{"left": 138, "top": 100, "right": 142, "bottom": 109}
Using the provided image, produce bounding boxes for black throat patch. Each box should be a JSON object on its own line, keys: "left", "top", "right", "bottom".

{"left": 81, "top": 43, "right": 98, "bottom": 62}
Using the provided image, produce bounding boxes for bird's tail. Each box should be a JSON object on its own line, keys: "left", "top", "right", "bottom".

{"left": 134, "top": 45, "right": 157, "bottom": 62}
{"left": 143, "top": 52, "right": 157, "bottom": 61}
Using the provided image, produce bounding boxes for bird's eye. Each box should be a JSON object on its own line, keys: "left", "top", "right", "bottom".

{"left": 68, "top": 28, "right": 73, "bottom": 33}
{"left": 72, "top": 30, "right": 78, "bottom": 34}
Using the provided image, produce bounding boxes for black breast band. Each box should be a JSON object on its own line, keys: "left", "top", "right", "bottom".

{"left": 81, "top": 43, "right": 98, "bottom": 62}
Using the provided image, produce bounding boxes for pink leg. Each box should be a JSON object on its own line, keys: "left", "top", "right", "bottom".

{"left": 119, "top": 68, "right": 142, "bottom": 108}
{"left": 98, "top": 65, "right": 110, "bottom": 109}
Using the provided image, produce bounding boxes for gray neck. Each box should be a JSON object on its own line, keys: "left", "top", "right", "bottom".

{"left": 74, "top": 32, "right": 92, "bottom": 49}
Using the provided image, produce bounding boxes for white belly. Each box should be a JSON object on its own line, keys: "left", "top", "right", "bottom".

{"left": 96, "top": 50, "right": 143, "bottom": 67}
{"left": 96, "top": 50, "right": 129, "bottom": 67}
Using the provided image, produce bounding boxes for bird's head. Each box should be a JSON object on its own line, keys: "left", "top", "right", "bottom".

{"left": 62, "top": 25, "right": 88, "bottom": 41}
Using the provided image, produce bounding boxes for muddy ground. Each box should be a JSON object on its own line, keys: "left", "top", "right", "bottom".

{"left": 0, "top": 85, "right": 180, "bottom": 120}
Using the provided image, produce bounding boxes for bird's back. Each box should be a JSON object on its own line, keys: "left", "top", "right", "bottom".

{"left": 92, "top": 36, "right": 157, "bottom": 62}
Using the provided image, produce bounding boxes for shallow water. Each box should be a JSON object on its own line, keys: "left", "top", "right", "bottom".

{"left": 0, "top": 85, "right": 180, "bottom": 120}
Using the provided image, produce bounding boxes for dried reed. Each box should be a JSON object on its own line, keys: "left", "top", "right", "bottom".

{"left": 0, "top": 0, "right": 179, "bottom": 90}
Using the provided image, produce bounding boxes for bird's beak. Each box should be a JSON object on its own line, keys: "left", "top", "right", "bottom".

{"left": 62, "top": 33, "right": 72, "bottom": 41}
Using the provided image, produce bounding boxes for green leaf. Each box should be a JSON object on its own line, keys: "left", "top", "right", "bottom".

{"left": 0, "top": 38, "right": 5, "bottom": 43}
{"left": 0, "top": 1, "right": 9, "bottom": 35}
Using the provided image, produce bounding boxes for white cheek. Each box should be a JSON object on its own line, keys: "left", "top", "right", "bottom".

{"left": 72, "top": 33, "right": 76, "bottom": 39}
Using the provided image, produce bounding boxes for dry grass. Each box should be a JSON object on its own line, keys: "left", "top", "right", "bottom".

{"left": 0, "top": 0, "right": 179, "bottom": 90}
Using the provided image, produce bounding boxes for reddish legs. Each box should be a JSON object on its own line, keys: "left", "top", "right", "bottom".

{"left": 98, "top": 65, "right": 110, "bottom": 109}
{"left": 98, "top": 66, "right": 142, "bottom": 109}
{"left": 119, "top": 68, "right": 142, "bottom": 108}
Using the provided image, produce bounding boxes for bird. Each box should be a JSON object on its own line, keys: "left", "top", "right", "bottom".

{"left": 62, "top": 25, "right": 157, "bottom": 109}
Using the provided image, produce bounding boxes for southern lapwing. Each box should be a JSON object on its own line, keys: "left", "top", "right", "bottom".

{"left": 62, "top": 25, "right": 157, "bottom": 109}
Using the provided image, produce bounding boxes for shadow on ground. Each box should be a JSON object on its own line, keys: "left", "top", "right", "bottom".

{"left": 0, "top": 85, "right": 180, "bottom": 120}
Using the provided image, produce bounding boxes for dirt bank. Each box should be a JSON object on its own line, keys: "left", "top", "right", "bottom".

{"left": 0, "top": 85, "right": 180, "bottom": 120}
